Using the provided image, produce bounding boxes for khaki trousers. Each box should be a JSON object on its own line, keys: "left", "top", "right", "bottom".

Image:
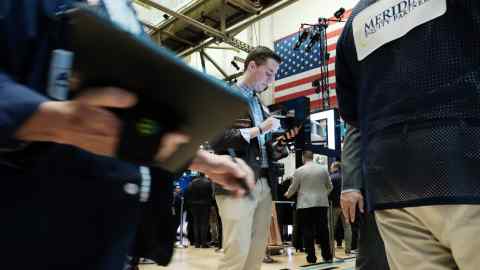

{"left": 375, "top": 205, "right": 480, "bottom": 270}
{"left": 215, "top": 177, "right": 272, "bottom": 270}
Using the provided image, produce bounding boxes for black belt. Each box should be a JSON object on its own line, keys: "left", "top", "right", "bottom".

{"left": 259, "top": 168, "right": 269, "bottom": 178}
{"left": 370, "top": 118, "right": 480, "bottom": 139}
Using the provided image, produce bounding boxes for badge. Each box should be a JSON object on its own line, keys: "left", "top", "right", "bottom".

{"left": 353, "top": 0, "right": 447, "bottom": 61}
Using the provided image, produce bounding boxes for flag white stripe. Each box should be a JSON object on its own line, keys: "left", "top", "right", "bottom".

{"left": 275, "top": 62, "right": 336, "bottom": 87}
{"left": 307, "top": 90, "right": 337, "bottom": 101}
{"left": 274, "top": 76, "right": 337, "bottom": 99}
{"left": 286, "top": 90, "right": 338, "bottom": 105}
{"left": 274, "top": 81, "right": 337, "bottom": 102}
{"left": 274, "top": 58, "right": 336, "bottom": 89}
{"left": 273, "top": 23, "right": 346, "bottom": 103}
{"left": 327, "top": 36, "right": 340, "bottom": 46}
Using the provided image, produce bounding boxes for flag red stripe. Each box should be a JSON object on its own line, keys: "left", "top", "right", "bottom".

{"left": 275, "top": 56, "right": 337, "bottom": 92}
{"left": 273, "top": 9, "right": 352, "bottom": 109}
{"left": 273, "top": 94, "right": 338, "bottom": 110}
{"left": 275, "top": 70, "right": 336, "bottom": 92}
{"left": 326, "top": 28, "right": 343, "bottom": 39}
{"left": 310, "top": 96, "right": 338, "bottom": 111}
{"left": 327, "top": 43, "right": 337, "bottom": 52}
{"left": 274, "top": 51, "right": 337, "bottom": 93}
{"left": 274, "top": 83, "right": 337, "bottom": 103}
{"left": 327, "top": 56, "right": 336, "bottom": 66}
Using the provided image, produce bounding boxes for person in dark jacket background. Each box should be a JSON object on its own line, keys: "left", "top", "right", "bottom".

{"left": 0, "top": 1, "right": 255, "bottom": 270}
{"left": 185, "top": 173, "right": 215, "bottom": 248}
{"left": 329, "top": 162, "right": 353, "bottom": 254}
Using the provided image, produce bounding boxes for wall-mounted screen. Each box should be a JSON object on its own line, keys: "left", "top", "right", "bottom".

{"left": 310, "top": 109, "right": 336, "bottom": 151}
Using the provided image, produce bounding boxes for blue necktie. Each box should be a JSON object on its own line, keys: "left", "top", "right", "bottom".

{"left": 239, "top": 85, "right": 269, "bottom": 168}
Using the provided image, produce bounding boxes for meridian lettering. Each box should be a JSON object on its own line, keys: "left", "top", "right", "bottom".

{"left": 363, "top": 0, "right": 431, "bottom": 38}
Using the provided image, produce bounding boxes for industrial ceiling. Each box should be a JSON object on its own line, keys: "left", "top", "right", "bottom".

{"left": 133, "top": 0, "right": 299, "bottom": 56}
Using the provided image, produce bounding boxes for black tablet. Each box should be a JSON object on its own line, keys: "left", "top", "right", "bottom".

{"left": 62, "top": 7, "right": 249, "bottom": 172}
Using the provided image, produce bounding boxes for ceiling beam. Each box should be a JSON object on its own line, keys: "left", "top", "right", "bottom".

{"left": 178, "top": 0, "right": 299, "bottom": 57}
{"left": 138, "top": 0, "right": 226, "bottom": 40}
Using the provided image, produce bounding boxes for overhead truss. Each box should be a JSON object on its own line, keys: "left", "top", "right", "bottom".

{"left": 136, "top": 0, "right": 299, "bottom": 80}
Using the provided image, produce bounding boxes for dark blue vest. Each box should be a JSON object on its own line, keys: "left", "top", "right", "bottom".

{"left": 336, "top": 0, "right": 480, "bottom": 209}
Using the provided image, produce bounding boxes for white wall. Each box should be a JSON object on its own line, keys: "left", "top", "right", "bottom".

{"left": 187, "top": 0, "right": 359, "bottom": 105}
{"left": 134, "top": 0, "right": 197, "bottom": 25}
{"left": 269, "top": 0, "right": 359, "bottom": 39}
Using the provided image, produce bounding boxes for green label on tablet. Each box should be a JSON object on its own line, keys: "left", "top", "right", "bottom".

{"left": 137, "top": 118, "right": 159, "bottom": 136}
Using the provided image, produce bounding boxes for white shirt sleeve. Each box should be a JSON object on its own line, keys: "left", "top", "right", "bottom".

{"left": 139, "top": 166, "right": 151, "bottom": 202}
{"left": 239, "top": 128, "right": 251, "bottom": 143}
{"left": 341, "top": 188, "right": 362, "bottom": 193}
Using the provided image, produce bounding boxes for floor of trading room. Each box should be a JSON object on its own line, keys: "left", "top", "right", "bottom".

{"left": 140, "top": 246, "right": 355, "bottom": 270}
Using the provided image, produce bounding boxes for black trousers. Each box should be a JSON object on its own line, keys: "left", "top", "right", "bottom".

{"left": 190, "top": 204, "right": 210, "bottom": 246}
{"left": 351, "top": 216, "right": 360, "bottom": 250}
{"left": 213, "top": 202, "right": 223, "bottom": 248}
{"left": 173, "top": 199, "right": 182, "bottom": 236}
{"left": 335, "top": 217, "right": 344, "bottom": 246}
{"left": 297, "top": 207, "right": 332, "bottom": 261}
{"left": 355, "top": 212, "right": 390, "bottom": 270}
{"left": 293, "top": 209, "right": 304, "bottom": 250}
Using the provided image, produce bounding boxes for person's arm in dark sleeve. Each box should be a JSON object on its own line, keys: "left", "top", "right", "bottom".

{"left": 212, "top": 114, "right": 275, "bottom": 154}
{"left": 211, "top": 118, "right": 258, "bottom": 154}
{"left": 208, "top": 180, "right": 214, "bottom": 205}
{"left": 340, "top": 125, "right": 365, "bottom": 221}
{"left": 0, "top": 73, "right": 49, "bottom": 150}
{"left": 0, "top": 2, "right": 139, "bottom": 159}
{"left": 183, "top": 182, "right": 192, "bottom": 206}
{"left": 335, "top": 22, "right": 358, "bottom": 127}
{"left": 212, "top": 128, "right": 250, "bottom": 153}
{"left": 0, "top": 2, "right": 50, "bottom": 150}
{"left": 341, "top": 125, "right": 363, "bottom": 192}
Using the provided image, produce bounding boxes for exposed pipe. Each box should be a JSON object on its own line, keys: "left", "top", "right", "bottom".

{"left": 139, "top": 0, "right": 255, "bottom": 53}
{"left": 228, "top": 0, "right": 299, "bottom": 36}
{"left": 201, "top": 51, "right": 230, "bottom": 79}
{"left": 140, "top": 19, "right": 195, "bottom": 46}
{"left": 205, "top": 46, "right": 241, "bottom": 52}
{"left": 138, "top": 0, "right": 227, "bottom": 40}
{"left": 148, "top": 0, "right": 209, "bottom": 36}
{"left": 178, "top": 0, "right": 299, "bottom": 57}
{"left": 226, "top": 0, "right": 262, "bottom": 13}
{"left": 200, "top": 49, "right": 207, "bottom": 73}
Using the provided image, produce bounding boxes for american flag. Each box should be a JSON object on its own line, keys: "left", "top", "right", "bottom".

{"left": 273, "top": 10, "right": 352, "bottom": 111}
